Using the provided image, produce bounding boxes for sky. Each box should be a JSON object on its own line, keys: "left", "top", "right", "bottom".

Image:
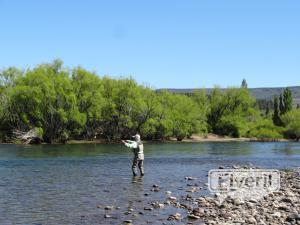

{"left": 0, "top": 0, "right": 299, "bottom": 88}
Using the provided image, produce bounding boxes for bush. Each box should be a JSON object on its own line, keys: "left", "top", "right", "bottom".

{"left": 281, "top": 109, "right": 300, "bottom": 140}
{"left": 247, "top": 119, "right": 283, "bottom": 139}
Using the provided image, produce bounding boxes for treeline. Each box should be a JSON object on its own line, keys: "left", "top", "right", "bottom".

{"left": 0, "top": 60, "right": 299, "bottom": 143}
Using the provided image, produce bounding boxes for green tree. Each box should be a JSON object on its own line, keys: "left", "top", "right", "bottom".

{"left": 241, "top": 79, "right": 248, "bottom": 88}
{"left": 0, "top": 67, "right": 23, "bottom": 87}
{"left": 191, "top": 90, "right": 208, "bottom": 134}
{"left": 265, "top": 104, "right": 270, "bottom": 115}
{"left": 153, "top": 91, "right": 204, "bottom": 140}
{"left": 272, "top": 96, "right": 282, "bottom": 126}
{"left": 9, "top": 60, "right": 85, "bottom": 143}
{"left": 279, "top": 94, "right": 284, "bottom": 115}
{"left": 72, "top": 67, "right": 104, "bottom": 139}
{"left": 281, "top": 109, "right": 300, "bottom": 141}
{"left": 247, "top": 118, "right": 283, "bottom": 139}
{"left": 138, "top": 88, "right": 161, "bottom": 139}
{"left": 207, "top": 87, "right": 257, "bottom": 137}
{"left": 283, "top": 87, "right": 293, "bottom": 114}
{"left": 2, "top": 59, "right": 295, "bottom": 143}
{"left": 100, "top": 77, "right": 144, "bottom": 140}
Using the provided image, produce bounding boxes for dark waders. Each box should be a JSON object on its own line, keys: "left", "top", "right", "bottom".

{"left": 132, "top": 141, "right": 144, "bottom": 176}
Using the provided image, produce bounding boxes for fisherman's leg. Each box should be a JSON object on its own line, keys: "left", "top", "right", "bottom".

{"left": 138, "top": 160, "right": 144, "bottom": 176}
{"left": 132, "top": 158, "right": 138, "bottom": 176}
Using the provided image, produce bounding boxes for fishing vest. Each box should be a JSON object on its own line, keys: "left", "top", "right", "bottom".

{"left": 133, "top": 141, "right": 144, "bottom": 160}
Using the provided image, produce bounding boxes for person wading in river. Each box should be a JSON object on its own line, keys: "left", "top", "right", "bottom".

{"left": 122, "top": 134, "right": 144, "bottom": 176}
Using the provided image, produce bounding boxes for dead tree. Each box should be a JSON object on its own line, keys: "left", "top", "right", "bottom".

{"left": 13, "top": 128, "right": 43, "bottom": 144}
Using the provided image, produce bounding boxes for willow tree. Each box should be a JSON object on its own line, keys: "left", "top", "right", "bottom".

{"left": 72, "top": 67, "right": 104, "bottom": 139}
{"left": 207, "top": 87, "right": 257, "bottom": 137}
{"left": 282, "top": 109, "right": 300, "bottom": 141}
{"left": 9, "top": 61, "right": 85, "bottom": 143}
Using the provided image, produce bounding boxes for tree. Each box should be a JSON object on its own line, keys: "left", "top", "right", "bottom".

{"left": 0, "top": 67, "right": 23, "bottom": 87}
{"left": 283, "top": 88, "right": 293, "bottom": 114}
{"left": 241, "top": 79, "right": 248, "bottom": 88}
{"left": 272, "top": 96, "right": 282, "bottom": 126}
{"left": 171, "top": 94, "right": 206, "bottom": 140}
{"left": 9, "top": 60, "right": 86, "bottom": 143}
{"left": 265, "top": 104, "right": 270, "bottom": 115}
{"left": 72, "top": 67, "right": 104, "bottom": 139}
{"left": 282, "top": 109, "right": 300, "bottom": 141}
{"left": 191, "top": 90, "right": 209, "bottom": 134}
{"left": 2, "top": 59, "right": 295, "bottom": 143}
{"left": 279, "top": 94, "right": 284, "bottom": 115}
{"left": 247, "top": 118, "right": 283, "bottom": 139}
{"left": 207, "top": 87, "right": 257, "bottom": 137}
{"left": 153, "top": 92, "right": 204, "bottom": 141}
{"left": 100, "top": 77, "right": 145, "bottom": 140}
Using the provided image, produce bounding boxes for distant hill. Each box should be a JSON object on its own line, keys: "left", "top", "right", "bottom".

{"left": 157, "top": 86, "right": 300, "bottom": 105}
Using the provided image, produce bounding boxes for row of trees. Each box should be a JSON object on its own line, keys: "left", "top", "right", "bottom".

{"left": 0, "top": 60, "right": 299, "bottom": 143}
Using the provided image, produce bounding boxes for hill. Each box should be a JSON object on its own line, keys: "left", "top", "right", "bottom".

{"left": 157, "top": 86, "right": 300, "bottom": 105}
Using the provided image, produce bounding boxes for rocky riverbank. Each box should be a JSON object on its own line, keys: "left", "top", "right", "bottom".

{"left": 179, "top": 170, "right": 300, "bottom": 225}
{"left": 99, "top": 167, "right": 300, "bottom": 225}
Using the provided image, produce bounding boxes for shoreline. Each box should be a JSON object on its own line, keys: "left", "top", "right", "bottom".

{"left": 97, "top": 166, "right": 300, "bottom": 225}
{"left": 98, "top": 166, "right": 300, "bottom": 225}
{"left": 0, "top": 134, "right": 295, "bottom": 145}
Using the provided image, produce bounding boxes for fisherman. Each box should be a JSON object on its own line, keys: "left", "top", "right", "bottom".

{"left": 122, "top": 134, "right": 144, "bottom": 176}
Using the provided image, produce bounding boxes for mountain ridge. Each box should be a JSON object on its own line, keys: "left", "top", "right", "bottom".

{"left": 157, "top": 86, "right": 300, "bottom": 105}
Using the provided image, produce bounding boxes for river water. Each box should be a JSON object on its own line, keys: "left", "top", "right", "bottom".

{"left": 0, "top": 142, "right": 300, "bottom": 224}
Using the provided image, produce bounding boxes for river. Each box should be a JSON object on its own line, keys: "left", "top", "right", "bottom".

{"left": 0, "top": 142, "right": 299, "bottom": 224}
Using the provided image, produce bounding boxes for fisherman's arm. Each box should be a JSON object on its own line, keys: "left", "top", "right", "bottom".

{"left": 122, "top": 140, "right": 137, "bottom": 148}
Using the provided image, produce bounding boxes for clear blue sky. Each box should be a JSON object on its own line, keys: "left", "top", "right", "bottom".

{"left": 0, "top": 0, "right": 299, "bottom": 88}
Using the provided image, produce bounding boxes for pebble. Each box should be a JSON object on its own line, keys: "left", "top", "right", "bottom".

{"left": 144, "top": 207, "right": 153, "bottom": 211}
{"left": 151, "top": 187, "right": 160, "bottom": 192}
{"left": 168, "top": 213, "right": 181, "bottom": 221}
{"left": 168, "top": 196, "right": 177, "bottom": 201}
{"left": 104, "top": 206, "right": 114, "bottom": 210}
{"left": 278, "top": 204, "right": 290, "bottom": 211}
{"left": 186, "top": 187, "right": 198, "bottom": 193}
{"left": 249, "top": 198, "right": 258, "bottom": 203}
{"left": 188, "top": 214, "right": 200, "bottom": 219}
{"left": 233, "top": 198, "right": 244, "bottom": 206}
{"left": 272, "top": 212, "right": 282, "bottom": 218}
{"left": 185, "top": 176, "right": 196, "bottom": 180}
{"left": 123, "top": 220, "right": 133, "bottom": 225}
{"left": 247, "top": 217, "right": 257, "bottom": 224}
{"left": 286, "top": 213, "right": 300, "bottom": 221}
{"left": 281, "top": 197, "right": 293, "bottom": 203}
{"left": 151, "top": 201, "right": 165, "bottom": 209}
